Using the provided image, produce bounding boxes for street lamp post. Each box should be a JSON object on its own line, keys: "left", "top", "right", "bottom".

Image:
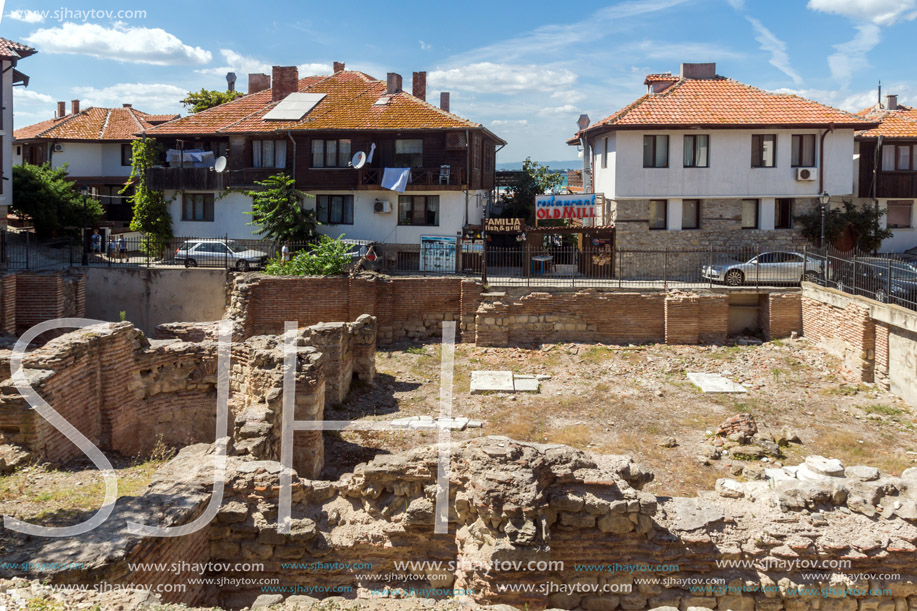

{"left": 818, "top": 192, "right": 830, "bottom": 250}
{"left": 81, "top": 186, "right": 89, "bottom": 265}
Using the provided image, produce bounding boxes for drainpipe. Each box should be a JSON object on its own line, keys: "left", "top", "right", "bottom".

{"left": 286, "top": 131, "right": 297, "bottom": 182}
{"left": 818, "top": 123, "right": 835, "bottom": 196}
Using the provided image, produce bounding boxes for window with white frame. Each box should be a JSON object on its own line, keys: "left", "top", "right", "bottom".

{"left": 887, "top": 200, "right": 913, "bottom": 228}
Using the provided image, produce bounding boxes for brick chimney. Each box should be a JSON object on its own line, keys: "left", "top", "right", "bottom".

{"left": 680, "top": 62, "right": 716, "bottom": 79}
{"left": 57, "top": 101, "right": 66, "bottom": 118}
{"left": 71, "top": 99, "right": 80, "bottom": 114}
{"left": 440, "top": 92, "right": 450, "bottom": 113}
{"left": 249, "top": 73, "right": 271, "bottom": 94}
{"left": 333, "top": 61, "right": 345, "bottom": 74}
{"left": 412, "top": 71, "right": 427, "bottom": 101}
{"left": 386, "top": 72, "right": 402, "bottom": 95}
{"left": 887, "top": 94, "right": 898, "bottom": 111}
{"left": 272, "top": 66, "right": 299, "bottom": 102}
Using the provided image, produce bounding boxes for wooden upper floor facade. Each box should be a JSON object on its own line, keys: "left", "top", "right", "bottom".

{"left": 147, "top": 128, "right": 499, "bottom": 193}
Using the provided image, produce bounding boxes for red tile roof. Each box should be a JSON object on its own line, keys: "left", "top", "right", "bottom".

{"left": 856, "top": 104, "right": 917, "bottom": 139}
{"left": 14, "top": 107, "right": 179, "bottom": 142}
{"left": 0, "top": 38, "right": 36, "bottom": 60}
{"left": 146, "top": 70, "right": 504, "bottom": 143}
{"left": 570, "top": 75, "right": 876, "bottom": 142}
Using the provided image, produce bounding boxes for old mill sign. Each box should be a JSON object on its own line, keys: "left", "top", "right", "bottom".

{"left": 535, "top": 194, "right": 597, "bottom": 220}
{"left": 485, "top": 217, "right": 524, "bottom": 233}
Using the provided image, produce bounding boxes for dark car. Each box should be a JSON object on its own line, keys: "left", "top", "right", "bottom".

{"left": 834, "top": 257, "right": 917, "bottom": 307}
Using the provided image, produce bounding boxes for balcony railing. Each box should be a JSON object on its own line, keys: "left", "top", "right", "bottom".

{"left": 147, "top": 167, "right": 227, "bottom": 191}
{"left": 357, "top": 167, "right": 465, "bottom": 189}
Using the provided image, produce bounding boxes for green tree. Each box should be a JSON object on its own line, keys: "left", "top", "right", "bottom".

{"left": 182, "top": 89, "right": 243, "bottom": 114}
{"left": 246, "top": 173, "right": 318, "bottom": 243}
{"left": 499, "top": 157, "right": 564, "bottom": 225}
{"left": 264, "top": 235, "right": 352, "bottom": 276}
{"left": 124, "top": 138, "right": 172, "bottom": 257}
{"left": 795, "top": 200, "right": 893, "bottom": 252}
{"left": 11, "top": 163, "right": 104, "bottom": 238}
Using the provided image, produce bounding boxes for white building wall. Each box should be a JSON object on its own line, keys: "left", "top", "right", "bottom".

{"left": 604, "top": 128, "right": 856, "bottom": 199}
{"left": 876, "top": 198, "right": 917, "bottom": 254}
{"left": 99, "top": 143, "right": 132, "bottom": 177}
{"left": 0, "top": 61, "right": 13, "bottom": 222}
{"left": 50, "top": 142, "right": 104, "bottom": 177}
{"left": 167, "top": 188, "right": 480, "bottom": 243}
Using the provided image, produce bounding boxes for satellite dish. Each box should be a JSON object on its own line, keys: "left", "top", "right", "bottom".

{"left": 351, "top": 151, "right": 367, "bottom": 169}
{"left": 214, "top": 156, "right": 228, "bottom": 173}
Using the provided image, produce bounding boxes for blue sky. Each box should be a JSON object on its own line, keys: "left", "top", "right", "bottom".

{"left": 4, "top": 0, "right": 917, "bottom": 162}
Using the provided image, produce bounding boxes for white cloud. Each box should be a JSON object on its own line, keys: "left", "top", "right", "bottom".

{"left": 8, "top": 9, "right": 45, "bottom": 23}
{"left": 807, "top": 0, "right": 917, "bottom": 25}
{"left": 453, "top": 0, "right": 691, "bottom": 63}
{"left": 419, "top": 40, "right": 432, "bottom": 51}
{"left": 13, "top": 90, "right": 55, "bottom": 105}
{"left": 429, "top": 62, "right": 577, "bottom": 95}
{"left": 538, "top": 104, "right": 578, "bottom": 116}
{"left": 25, "top": 22, "right": 212, "bottom": 65}
{"left": 491, "top": 119, "right": 528, "bottom": 127}
{"left": 778, "top": 83, "right": 917, "bottom": 113}
{"left": 630, "top": 40, "right": 744, "bottom": 61}
{"left": 71, "top": 83, "right": 187, "bottom": 114}
{"left": 746, "top": 17, "right": 803, "bottom": 85}
{"left": 828, "top": 23, "right": 881, "bottom": 86}
{"left": 199, "top": 49, "right": 330, "bottom": 79}
{"left": 726, "top": 0, "right": 745, "bottom": 9}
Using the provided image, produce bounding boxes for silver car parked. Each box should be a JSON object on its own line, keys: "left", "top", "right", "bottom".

{"left": 701, "top": 251, "right": 823, "bottom": 286}
{"left": 174, "top": 239, "right": 268, "bottom": 271}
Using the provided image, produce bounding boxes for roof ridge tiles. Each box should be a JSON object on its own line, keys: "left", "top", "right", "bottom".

{"left": 99, "top": 109, "right": 113, "bottom": 140}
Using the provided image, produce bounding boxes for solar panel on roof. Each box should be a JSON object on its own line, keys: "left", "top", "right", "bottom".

{"left": 263, "top": 93, "right": 326, "bottom": 121}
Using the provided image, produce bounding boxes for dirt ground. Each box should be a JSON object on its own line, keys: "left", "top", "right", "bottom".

{"left": 325, "top": 336, "right": 917, "bottom": 497}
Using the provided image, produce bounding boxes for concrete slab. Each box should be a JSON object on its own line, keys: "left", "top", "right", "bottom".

{"left": 513, "top": 377, "right": 541, "bottom": 393}
{"left": 686, "top": 372, "right": 748, "bottom": 394}
{"left": 471, "top": 371, "right": 515, "bottom": 394}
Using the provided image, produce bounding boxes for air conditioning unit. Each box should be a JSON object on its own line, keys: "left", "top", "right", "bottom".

{"left": 796, "top": 167, "right": 816, "bottom": 181}
{"left": 373, "top": 200, "right": 392, "bottom": 214}
{"left": 53, "top": 143, "right": 64, "bottom": 153}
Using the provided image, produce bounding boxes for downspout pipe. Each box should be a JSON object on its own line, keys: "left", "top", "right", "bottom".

{"left": 818, "top": 123, "right": 835, "bottom": 196}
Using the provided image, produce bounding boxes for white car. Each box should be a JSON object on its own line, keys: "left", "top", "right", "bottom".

{"left": 174, "top": 239, "right": 268, "bottom": 271}
{"left": 702, "top": 251, "right": 823, "bottom": 286}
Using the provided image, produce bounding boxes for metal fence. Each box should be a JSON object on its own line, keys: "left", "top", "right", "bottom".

{"left": 806, "top": 247, "right": 917, "bottom": 312}
{"left": 4, "top": 231, "right": 915, "bottom": 312}
{"left": 483, "top": 245, "right": 824, "bottom": 289}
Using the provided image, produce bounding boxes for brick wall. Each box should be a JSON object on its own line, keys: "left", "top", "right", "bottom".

{"left": 759, "top": 292, "right": 802, "bottom": 340}
{"left": 229, "top": 275, "right": 478, "bottom": 344}
{"left": 0, "top": 316, "right": 378, "bottom": 478}
{"left": 802, "top": 292, "right": 875, "bottom": 382}
{"left": 476, "top": 290, "right": 737, "bottom": 347}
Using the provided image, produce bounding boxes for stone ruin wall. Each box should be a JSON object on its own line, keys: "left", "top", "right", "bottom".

{"left": 9, "top": 437, "right": 917, "bottom": 611}
{"left": 0, "top": 315, "right": 376, "bottom": 478}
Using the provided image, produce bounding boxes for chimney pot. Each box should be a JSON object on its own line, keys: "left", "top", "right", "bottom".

{"left": 122, "top": 103, "right": 132, "bottom": 109}
{"left": 333, "top": 61, "right": 345, "bottom": 74}
{"left": 272, "top": 66, "right": 299, "bottom": 102}
{"left": 887, "top": 94, "right": 898, "bottom": 111}
{"left": 412, "top": 71, "right": 427, "bottom": 101}
{"left": 57, "top": 101, "right": 66, "bottom": 118}
{"left": 71, "top": 99, "right": 80, "bottom": 114}
{"left": 680, "top": 62, "right": 717, "bottom": 79}
{"left": 248, "top": 73, "right": 271, "bottom": 94}
{"left": 440, "top": 92, "right": 450, "bottom": 113}
{"left": 386, "top": 72, "right": 403, "bottom": 95}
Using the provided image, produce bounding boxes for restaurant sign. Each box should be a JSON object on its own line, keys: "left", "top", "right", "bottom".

{"left": 535, "top": 194, "right": 597, "bottom": 220}
{"left": 485, "top": 217, "right": 524, "bottom": 233}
